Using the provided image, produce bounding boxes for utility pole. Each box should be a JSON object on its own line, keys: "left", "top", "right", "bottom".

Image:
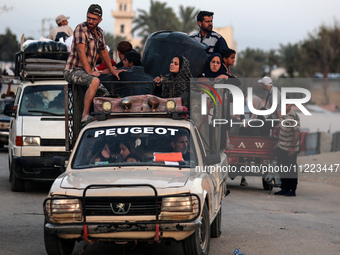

{"left": 41, "top": 18, "right": 53, "bottom": 38}
{"left": 0, "top": 5, "right": 13, "bottom": 15}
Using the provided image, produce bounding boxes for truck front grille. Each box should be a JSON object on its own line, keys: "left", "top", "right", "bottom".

{"left": 84, "top": 197, "right": 161, "bottom": 216}
{"left": 40, "top": 139, "right": 65, "bottom": 146}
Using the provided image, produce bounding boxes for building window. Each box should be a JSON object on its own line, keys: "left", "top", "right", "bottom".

{"left": 120, "top": 24, "right": 125, "bottom": 34}
{"left": 124, "top": 4, "right": 127, "bottom": 11}
{"left": 120, "top": 4, "right": 122, "bottom": 11}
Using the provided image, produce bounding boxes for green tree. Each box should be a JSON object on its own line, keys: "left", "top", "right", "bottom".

{"left": 279, "top": 43, "right": 302, "bottom": 78}
{"left": 300, "top": 21, "right": 340, "bottom": 104}
{"left": 236, "top": 48, "right": 267, "bottom": 77}
{"left": 178, "top": 6, "right": 199, "bottom": 34}
{"left": 301, "top": 22, "right": 340, "bottom": 78}
{"left": 0, "top": 28, "right": 20, "bottom": 61}
{"left": 104, "top": 32, "right": 126, "bottom": 53}
{"left": 266, "top": 49, "right": 281, "bottom": 75}
{"left": 132, "top": 0, "right": 180, "bottom": 44}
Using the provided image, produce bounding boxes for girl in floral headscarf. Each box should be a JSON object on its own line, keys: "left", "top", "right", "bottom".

{"left": 154, "top": 55, "right": 193, "bottom": 98}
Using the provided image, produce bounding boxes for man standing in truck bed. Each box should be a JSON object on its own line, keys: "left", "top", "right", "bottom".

{"left": 64, "top": 4, "right": 125, "bottom": 124}
{"left": 190, "top": 11, "right": 228, "bottom": 57}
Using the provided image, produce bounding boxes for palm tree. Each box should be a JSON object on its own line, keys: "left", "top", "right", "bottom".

{"left": 279, "top": 43, "right": 302, "bottom": 78}
{"left": 178, "top": 6, "right": 199, "bottom": 34}
{"left": 132, "top": 0, "right": 180, "bottom": 44}
{"left": 300, "top": 21, "right": 340, "bottom": 104}
{"left": 237, "top": 48, "right": 267, "bottom": 77}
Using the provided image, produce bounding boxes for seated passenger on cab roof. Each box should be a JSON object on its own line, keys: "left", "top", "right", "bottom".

{"left": 202, "top": 53, "right": 228, "bottom": 80}
{"left": 201, "top": 52, "right": 240, "bottom": 87}
{"left": 122, "top": 51, "right": 142, "bottom": 68}
{"left": 153, "top": 55, "right": 193, "bottom": 98}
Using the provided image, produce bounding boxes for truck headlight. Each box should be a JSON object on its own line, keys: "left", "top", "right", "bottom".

{"left": 45, "top": 198, "right": 83, "bottom": 223}
{"left": 102, "top": 101, "right": 112, "bottom": 112}
{"left": 23, "top": 136, "right": 40, "bottom": 146}
{"left": 160, "top": 196, "right": 199, "bottom": 221}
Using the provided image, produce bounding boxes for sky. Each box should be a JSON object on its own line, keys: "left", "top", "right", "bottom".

{"left": 1, "top": 0, "right": 340, "bottom": 51}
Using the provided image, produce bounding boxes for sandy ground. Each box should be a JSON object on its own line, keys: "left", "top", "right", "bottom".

{"left": 297, "top": 151, "right": 340, "bottom": 186}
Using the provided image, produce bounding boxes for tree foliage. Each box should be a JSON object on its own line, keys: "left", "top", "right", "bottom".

{"left": 132, "top": 0, "right": 198, "bottom": 44}
{"left": 300, "top": 22, "right": 340, "bottom": 78}
{"left": 279, "top": 43, "right": 301, "bottom": 78}
{"left": 236, "top": 48, "right": 268, "bottom": 77}
{"left": 178, "top": 6, "right": 199, "bottom": 34}
{"left": 0, "top": 28, "right": 20, "bottom": 61}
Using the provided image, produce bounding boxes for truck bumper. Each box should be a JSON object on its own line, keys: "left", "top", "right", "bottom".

{"left": 12, "top": 156, "right": 63, "bottom": 180}
{"left": 45, "top": 220, "right": 201, "bottom": 241}
{"left": 0, "top": 131, "right": 9, "bottom": 145}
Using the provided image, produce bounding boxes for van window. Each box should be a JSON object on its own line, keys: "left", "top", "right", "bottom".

{"left": 19, "top": 85, "right": 65, "bottom": 116}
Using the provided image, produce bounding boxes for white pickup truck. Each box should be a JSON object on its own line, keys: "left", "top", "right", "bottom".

{"left": 43, "top": 94, "right": 229, "bottom": 255}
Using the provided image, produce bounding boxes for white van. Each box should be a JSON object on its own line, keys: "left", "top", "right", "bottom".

{"left": 7, "top": 79, "right": 68, "bottom": 191}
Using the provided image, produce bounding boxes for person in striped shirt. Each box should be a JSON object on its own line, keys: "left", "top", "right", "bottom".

{"left": 190, "top": 11, "right": 228, "bottom": 58}
{"left": 274, "top": 104, "right": 300, "bottom": 196}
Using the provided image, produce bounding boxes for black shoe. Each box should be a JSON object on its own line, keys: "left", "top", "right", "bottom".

{"left": 274, "top": 189, "right": 288, "bottom": 195}
{"left": 284, "top": 190, "right": 296, "bottom": 197}
{"left": 240, "top": 178, "right": 248, "bottom": 186}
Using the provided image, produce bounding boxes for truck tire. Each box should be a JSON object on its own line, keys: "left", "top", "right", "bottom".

{"left": 10, "top": 162, "right": 25, "bottom": 192}
{"left": 262, "top": 178, "right": 272, "bottom": 190}
{"left": 210, "top": 206, "right": 222, "bottom": 238}
{"left": 44, "top": 222, "right": 75, "bottom": 255}
{"left": 182, "top": 203, "right": 210, "bottom": 255}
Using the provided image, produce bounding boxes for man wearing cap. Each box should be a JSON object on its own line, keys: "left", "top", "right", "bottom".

{"left": 48, "top": 14, "right": 73, "bottom": 41}
{"left": 64, "top": 4, "right": 125, "bottom": 124}
{"left": 258, "top": 76, "right": 281, "bottom": 134}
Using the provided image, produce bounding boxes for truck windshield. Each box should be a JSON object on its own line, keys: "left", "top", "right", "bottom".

{"left": 72, "top": 126, "right": 197, "bottom": 169}
{"left": 19, "top": 85, "right": 65, "bottom": 116}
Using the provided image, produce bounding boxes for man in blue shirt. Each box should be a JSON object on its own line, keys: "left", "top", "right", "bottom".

{"left": 190, "top": 11, "right": 229, "bottom": 57}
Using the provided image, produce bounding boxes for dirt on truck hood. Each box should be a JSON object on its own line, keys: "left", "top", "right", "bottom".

{"left": 60, "top": 168, "right": 192, "bottom": 190}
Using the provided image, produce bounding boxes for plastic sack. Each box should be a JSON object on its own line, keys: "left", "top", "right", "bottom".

{"left": 142, "top": 31, "right": 208, "bottom": 78}
{"left": 23, "top": 41, "right": 68, "bottom": 60}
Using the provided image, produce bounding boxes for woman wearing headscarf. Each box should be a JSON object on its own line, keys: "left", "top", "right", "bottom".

{"left": 154, "top": 55, "right": 193, "bottom": 98}
{"left": 202, "top": 53, "right": 228, "bottom": 79}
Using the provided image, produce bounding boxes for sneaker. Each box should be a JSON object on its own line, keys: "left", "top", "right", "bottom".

{"left": 274, "top": 189, "right": 288, "bottom": 195}
{"left": 240, "top": 178, "right": 248, "bottom": 186}
{"left": 284, "top": 190, "right": 296, "bottom": 197}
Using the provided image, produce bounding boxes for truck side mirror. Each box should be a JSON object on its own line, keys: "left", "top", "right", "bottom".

{"left": 53, "top": 156, "right": 66, "bottom": 173}
{"left": 4, "top": 103, "right": 15, "bottom": 117}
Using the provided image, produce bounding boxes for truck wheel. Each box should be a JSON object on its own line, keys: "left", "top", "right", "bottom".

{"left": 44, "top": 223, "right": 75, "bottom": 255}
{"left": 182, "top": 203, "right": 210, "bottom": 255}
{"left": 210, "top": 206, "right": 222, "bottom": 238}
{"left": 262, "top": 178, "right": 272, "bottom": 190}
{"left": 10, "top": 162, "right": 25, "bottom": 192}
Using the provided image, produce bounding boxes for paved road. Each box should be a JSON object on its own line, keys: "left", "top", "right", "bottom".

{"left": 0, "top": 148, "right": 339, "bottom": 254}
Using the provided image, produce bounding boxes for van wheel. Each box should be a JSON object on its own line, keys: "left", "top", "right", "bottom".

{"left": 44, "top": 222, "right": 75, "bottom": 255}
{"left": 210, "top": 206, "right": 222, "bottom": 238}
{"left": 10, "top": 163, "right": 25, "bottom": 192}
{"left": 182, "top": 203, "right": 210, "bottom": 255}
{"left": 262, "top": 178, "right": 272, "bottom": 190}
